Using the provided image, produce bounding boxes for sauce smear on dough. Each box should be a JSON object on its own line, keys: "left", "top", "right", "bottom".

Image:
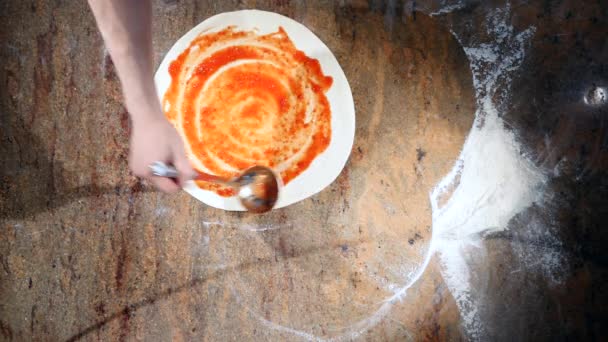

{"left": 164, "top": 26, "right": 333, "bottom": 196}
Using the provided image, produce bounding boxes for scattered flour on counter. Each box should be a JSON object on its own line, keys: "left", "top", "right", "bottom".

{"left": 202, "top": 220, "right": 287, "bottom": 232}
{"left": 509, "top": 214, "right": 569, "bottom": 285}
{"left": 429, "top": 2, "right": 467, "bottom": 17}
{"left": 154, "top": 205, "right": 171, "bottom": 217}
{"left": 211, "top": 3, "right": 558, "bottom": 341}
{"left": 429, "top": 3, "right": 549, "bottom": 339}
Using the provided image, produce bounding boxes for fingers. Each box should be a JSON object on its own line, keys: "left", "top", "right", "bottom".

{"left": 172, "top": 142, "right": 196, "bottom": 187}
{"left": 130, "top": 158, "right": 181, "bottom": 193}
{"left": 150, "top": 176, "right": 181, "bottom": 193}
{"left": 127, "top": 119, "right": 193, "bottom": 193}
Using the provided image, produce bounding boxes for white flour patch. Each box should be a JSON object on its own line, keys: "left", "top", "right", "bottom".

{"left": 429, "top": 3, "right": 554, "bottom": 340}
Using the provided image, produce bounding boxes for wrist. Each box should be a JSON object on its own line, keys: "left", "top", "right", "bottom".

{"left": 125, "top": 93, "right": 165, "bottom": 125}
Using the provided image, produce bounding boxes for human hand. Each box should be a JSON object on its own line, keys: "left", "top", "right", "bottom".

{"left": 128, "top": 107, "right": 196, "bottom": 193}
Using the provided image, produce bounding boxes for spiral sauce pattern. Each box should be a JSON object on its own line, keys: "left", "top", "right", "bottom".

{"left": 163, "top": 27, "right": 333, "bottom": 196}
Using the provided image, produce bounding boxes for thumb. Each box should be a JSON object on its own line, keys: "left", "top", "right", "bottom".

{"left": 173, "top": 146, "right": 197, "bottom": 186}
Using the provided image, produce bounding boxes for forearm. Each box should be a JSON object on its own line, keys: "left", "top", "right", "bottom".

{"left": 88, "top": 0, "right": 162, "bottom": 123}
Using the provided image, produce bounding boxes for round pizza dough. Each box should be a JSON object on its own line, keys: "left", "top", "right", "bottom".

{"left": 154, "top": 10, "right": 355, "bottom": 210}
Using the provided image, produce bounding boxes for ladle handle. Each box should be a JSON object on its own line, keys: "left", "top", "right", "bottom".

{"left": 149, "top": 161, "right": 231, "bottom": 186}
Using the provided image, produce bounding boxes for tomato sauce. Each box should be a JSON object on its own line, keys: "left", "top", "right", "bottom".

{"left": 163, "top": 26, "right": 333, "bottom": 196}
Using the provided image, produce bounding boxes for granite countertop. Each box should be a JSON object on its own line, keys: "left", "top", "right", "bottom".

{"left": 1, "top": 1, "right": 606, "bottom": 341}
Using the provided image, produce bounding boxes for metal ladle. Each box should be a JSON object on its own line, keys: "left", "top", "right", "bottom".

{"left": 149, "top": 161, "right": 279, "bottom": 213}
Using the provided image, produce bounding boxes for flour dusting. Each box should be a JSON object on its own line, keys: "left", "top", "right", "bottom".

{"left": 429, "top": 3, "right": 467, "bottom": 17}
{"left": 429, "top": 3, "right": 551, "bottom": 339}
{"left": 222, "top": 3, "right": 561, "bottom": 341}
{"left": 202, "top": 221, "right": 287, "bottom": 232}
{"left": 154, "top": 205, "right": 170, "bottom": 217}
{"left": 509, "top": 214, "right": 569, "bottom": 285}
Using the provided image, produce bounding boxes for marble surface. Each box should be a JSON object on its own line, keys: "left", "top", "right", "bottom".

{"left": 1, "top": 0, "right": 606, "bottom": 341}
